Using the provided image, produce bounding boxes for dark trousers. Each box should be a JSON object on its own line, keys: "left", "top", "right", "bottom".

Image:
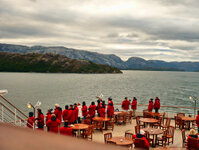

{"left": 155, "top": 108, "right": 159, "bottom": 113}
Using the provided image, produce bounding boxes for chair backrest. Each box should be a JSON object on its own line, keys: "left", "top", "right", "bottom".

{"left": 162, "top": 112, "right": 165, "bottom": 124}
{"left": 83, "top": 119, "right": 91, "bottom": 125}
{"left": 134, "top": 138, "right": 149, "bottom": 149}
{"left": 104, "top": 132, "right": 112, "bottom": 144}
{"left": 187, "top": 137, "right": 198, "bottom": 149}
{"left": 135, "top": 125, "right": 140, "bottom": 134}
{"left": 167, "top": 126, "right": 175, "bottom": 136}
{"left": 125, "top": 132, "right": 134, "bottom": 139}
{"left": 177, "top": 113, "right": 185, "bottom": 117}
{"left": 166, "top": 118, "right": 171, "bottom": 126}
{"left": 136, "top": 116, "right": 140, "bottom": 125}
{"left": 89, "top": 125, "right": 94, "bottom": 134}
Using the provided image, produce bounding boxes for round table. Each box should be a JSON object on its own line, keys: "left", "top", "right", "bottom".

{"left": 107, "top": 137, "right": 134, "bottom": 146}
{"left": 114, "top": 111, "right": 128, "bottom": 116}
{"left": 139, "top": 118, "right": 158, "bottom": 128}
{"left": 92, "top": 117, "right": 110, "bottom": 130}
{"left": 142, "top": 127, "right": 163, "bottom": 147}
{"left": 69, "top": 124, "right": 89, "bottom": 136}
{"left": 147, "top": 112, "right": 163, "bottom": 117}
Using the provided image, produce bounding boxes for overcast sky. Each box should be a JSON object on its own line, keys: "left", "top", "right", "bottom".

{"left": 0, "top": 0, "right": 199, "bottom": 61}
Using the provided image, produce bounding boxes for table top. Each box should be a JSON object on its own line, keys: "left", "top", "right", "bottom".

{"left": 142, "top": 127, "right": 163, "bottom": 135}
{"left": 69, "top": 124, "right": 89, "bottom": 130}
{"left": 114, "top": 111, "right": 128, "bottom": 115}
{"left": 154, "top": 147, "right": 186, "bottom": 150}
{"left": 180, "top": 116, "right": 196, "bottom": 121}
{"left": 147, "top": 112, "right": 163, "bottom": 116}
{"left": 107, "top": 137, "right": 134, "bottom": 146}
{"left": 92, "top": 117, "right": 110, "bottom": 122}
{"left": 139, "top": 118, "right": 159, "bottom": 123}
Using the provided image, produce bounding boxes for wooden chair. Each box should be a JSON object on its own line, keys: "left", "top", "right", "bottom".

{"left": 107, "top": 118, "right": 114, "bottom": 131}
{"left": 135, "top": 125, "right": 140, "bottom": 134}
{"left": 83, "top": 119, "right": 91, "bottom": 125}
{"left": 165, "top": 126, "right": 175, "bottom": 145}
{"left": 81, "top": 125, "right": 93, "bottom": 140}
{"left": 152, "top": 116, "right": 163, "bottom": 129}
{"left": 161, "top": 118, "right": 171, "bottom": 130}
{"left": 126, "top": 111, "right": 133, "bottom": 124}
{"left": 187, "top": 137, "right": 199, "bottom": 149}
{"left": 104, "top": 132, "right": 112, "bottom": 144}
{"left": 134, "top": 138, "right": 149, "bottom": 150}
{"left": 116, "top": 113, "right": 126, "bottom": 125}
{"left": 177, "top": 113, "right": 185, "bottom": 117}
{"left": 136, "top": 116, "right": 144, "bottom": 128}
{"left": 125, "top": 132, "right": 134, "bottom": 139}
{"left": 144, "top": 131, "right": 153, "bottom": 145}
{"left": 157, "top": 130, "right": 167, "bottom": 147}
{"left": 93, "top": 120, "right": 103, "bottom": 132}
{"left": 181, "top": 129, "right": 187, "bottom": 147}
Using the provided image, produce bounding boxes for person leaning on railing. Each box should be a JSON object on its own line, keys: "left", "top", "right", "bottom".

{"left": 122, "top": 97, "right": 130, "bottom": 111}
{"left": 131, "top": 97, "right": 137, "bottom": 118}
{"left": 27, "top": 112, "right": 35, "bottom": 128}
{"left": 154, "top": 97, "right": 160, "bottom": 113}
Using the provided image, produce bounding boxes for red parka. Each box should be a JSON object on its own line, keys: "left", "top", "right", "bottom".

{"left": 107, "top": 105, "right": 114, "bottom": 117}
{"left": 97, "top": 103, "right": 102, "bottom": 115}
{"left": 82, "top": 105, "right": 88, "bottom": 117}
{"left": 46, "top": 119, "right": 61, "bottom": 133}
{"left": 99, "top": 107, "right": 105, "bottom": 117}
{"left": 154, "top": 99, "right": 160, "bottom": 109}
{"left": 131, "top": 99, "right": 137, "bottom": 110}
{"left": 88, "top": 105, "right": 96, "bottom": 117}
{"left": 122, "top": 100, "right": 130, "bottom": 110}
{"left": 196, "top": 114, "right": 199, "bottom": 127}
{"left": 46, "top": 112, "right": 51, "bottom": 123}
{"left": 148, "top": 101, "right": 153, "bottom": 112}
{"left": 62, "top": 109, "right": 69, "bottom": 121}
{"left": 27, "top": 116, "right": 35, "bottom": 128}
{"left": 74, "top": 106, "right": 79, "bottom": 121}
{"left": 68, "top": 109, "right": 76, "bottom": 124}
{"left": 54, "top": 107, "right": 62, "bottom": 122}
{"left": 133, "top": 135, "right": 150, "bottom": 148}
{"left": 59, "top": 127, "right": 73, "bottom": 136}
{"left": 108, "top": 100, "right": 114, "bottom": 106}
{"left": 37, "top": 113, "right": 44, "bottom": 126}
{"left": 187, "top": 135, "right": 199, "bottom": 148}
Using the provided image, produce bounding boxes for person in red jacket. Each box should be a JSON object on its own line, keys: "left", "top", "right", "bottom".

{"left": 107, "top": 103, "right": 114, "bottom": 118}
{"left": 59, "top": 121, "right": 73, "bottom": 136}
{"left": 122, "top": 97, "right": 130, "bottom": 111}
{"left": 54, "top": 104, "right": 62, "bottom": 122}
{"left": 88, "top": 101, "right": 96, "bottom": 118}
{"left": 99, "top": 104, "right": 106, "bottom": 117}
{"left": 46, "top": 114, "right": 61, "bottom": 133}
{"left": 148, "top": 98, "right": 154, "bottom": 112}
{"left": 62, "top": 105, "right": 69, "bottom": 121}
{"left": 82, "top": 101, "right": 88, "bottom": 119}
{"left": 74, "top": 103, "right": 79, "bottom": 123}
{"left": 187, "top": 129, "right": 199, "bottom": 148}
{"left": 196, "top": 111, "right": 199, "bottom": 133}
{"left": 96, "top": 100, "right": 102, "bottom": 117}
{"left": 36, "top": 108, "right": 44, "bottom": 130}
{"left": 108, "top": 97, "right": 114, "bottom": 106}
{"left": 154, "top": 97, "right": 160, "bottom": 113}
{"left": 133, "top": 130, "right": 149, "bottom": 149}
{"left": 68, "top": 105, "right": 76, "bottom": 124}
{"left": 27, "top": 112, "right": 35, "bottom": 128}
{"left": 131, "top": 97, "right": 137, "bottom": 118}
{"left": 46, "top": 109, "right": 52, "bottom": 123}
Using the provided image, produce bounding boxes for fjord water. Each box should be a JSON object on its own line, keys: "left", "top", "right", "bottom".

{"left": 0, "top": 71, "right": 198, "bottom": 115}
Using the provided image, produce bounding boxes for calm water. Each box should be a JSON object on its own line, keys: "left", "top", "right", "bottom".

{"left": 0, "top": 71, "right": 198, "bottom": 115}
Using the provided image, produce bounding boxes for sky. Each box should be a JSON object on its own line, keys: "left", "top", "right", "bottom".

{"left": 0, "top": 0, "right": 199, "bottom": 62}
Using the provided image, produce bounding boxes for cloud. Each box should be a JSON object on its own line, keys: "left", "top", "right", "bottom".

{"left": 0, "top": 0, "right": 199, "bottom": 61}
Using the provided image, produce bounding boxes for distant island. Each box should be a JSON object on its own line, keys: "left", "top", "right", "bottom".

{"left": 0, "top": 43, "right": 199, "bottom": 71}
{"left": 0, "top": 52, "right": 122, "bottom": 73}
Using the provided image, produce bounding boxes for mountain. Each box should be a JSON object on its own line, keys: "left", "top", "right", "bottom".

{"left": 0, "top": 52, "right": 122, "bottom": 73}
{"left": 0, "top": 43, "right": 199, "bottom": 71}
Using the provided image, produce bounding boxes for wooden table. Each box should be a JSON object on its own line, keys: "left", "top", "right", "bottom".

{"left": 139, "top": 118, "right": 158, "bottom": 127}
{"left": 142, "top": 127, "right": 163, "bottom": 147}
{"left": 114, "top": 111, "right": 128, "bottom": 116}
{"left": 180, "top": 116, "right": 195, "bottom": 129}
{"left": 92, "top": 117, "right": 110, "bottom": 130}
{"left": 69, "top": 124, "right": 89, "bottom": 136}
{"left": 107, "top": 137, "right": 134, "bottom": 146}
{"left": 147, "top": 112, "right": 163, "bottom": 117}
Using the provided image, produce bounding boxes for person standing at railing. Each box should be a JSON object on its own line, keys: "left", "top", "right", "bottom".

{"left": 88, "top": 101, "right": 96, "bottom": 118}
{"left": 196, "top": 111, "right": 199, "bottom": 133}
{"left": 82, "top": 101, "right": 88, "bottom": 119}
{"left": 68, "top": 105, "right": 76, "bottom": 124}
{"left": 36, "top": 108, "right": 44, "bottom": 130}
{"left": 107, "top": 103, "right": 114, "bottom": 118}
{"left": 96, "top": 100, "right": 102, "bottom": 117}
{"left": 154, "top": 97, "right": 160, "bottom": 113}
{"left": 131, "top": 97, "right": 137, "bottom": 118}
{"left": 27, "top": 112, "right": 35, "bottom": 128}
{"left": 62, "top": 105, "right": 69, "bottom": 122}
{"left": 74, "top": 103, "right": 79, "bottom": 123}
{"left": 148, "top": 98, "right": 153, "bottom": 112}
{"left": 54, "top": 104, "right": 62, "bottom": 122}
{"left": 108, "top": 97, "right": 114, "bottom": 106}
{"left": 46, "top": 114, "right": 61, "bottom": 133}
{"left": 99, "top": 103, "right": 106, "bottom": 117}
{"left": 122, "top": 97, "right": 130, "bottom": 111}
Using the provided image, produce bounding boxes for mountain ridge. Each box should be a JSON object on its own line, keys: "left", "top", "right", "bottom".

{"left": 0, "top": 43, "right": 199, "bottom": 71}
